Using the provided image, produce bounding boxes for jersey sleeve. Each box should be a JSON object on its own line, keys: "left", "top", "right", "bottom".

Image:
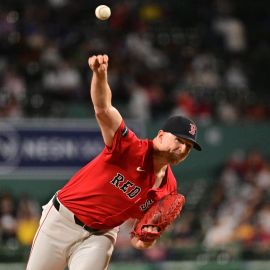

{"left": 103, "top": 120, "right": 141, "bottom": 157}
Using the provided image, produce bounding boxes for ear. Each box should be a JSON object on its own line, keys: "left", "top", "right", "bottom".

{"left": 157, "top": 130, "right": 165, "bottom": 142}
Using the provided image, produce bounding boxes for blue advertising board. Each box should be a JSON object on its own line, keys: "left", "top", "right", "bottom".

{"left": 0, "top": 119, "right": 145, "bottom": 180}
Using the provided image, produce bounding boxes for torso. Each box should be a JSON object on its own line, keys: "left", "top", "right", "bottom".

{"left": 58, "top": 121, "right": 177, "bottom": 229}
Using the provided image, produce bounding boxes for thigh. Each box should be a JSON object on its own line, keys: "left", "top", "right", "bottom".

{"left": 26, "top": 205, "right": 67, "bottom": 270}
{"left": 68, "top": 234, "right": 115, "bottom": 270}
{"left": 26, "top": 227, "right": 67, "bottom": 270}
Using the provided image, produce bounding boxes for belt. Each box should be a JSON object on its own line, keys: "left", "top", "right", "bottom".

{"left": 52, "top": 195, "right": 101, "bottom": 234}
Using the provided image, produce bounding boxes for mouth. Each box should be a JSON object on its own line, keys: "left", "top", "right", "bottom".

{"left": 170, "top": 152, "right": 184, "bottom": 161}
{"left": 172, "top": 149, "right": 184, "bottom": 157}
{"left": 170, "top": 150, "right": 189, "bottom": 163}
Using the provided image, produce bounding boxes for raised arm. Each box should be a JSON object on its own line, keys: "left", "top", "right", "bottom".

{"left": 88, "top": 54, "right": 122, "bottom": 147}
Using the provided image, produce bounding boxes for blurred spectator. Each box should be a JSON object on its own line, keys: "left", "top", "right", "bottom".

{"left": 185, "top": 52, "right": 222, "bottom": 92}
{"left": 0, "top": 67, "right": 26, "bottom": 118}
{"left": 48, "top": 0, "right": 69, "bottom": 9}
{"left": 233, "top": 215, "right": 256, "bottom": 247}
{"left": 170, "top": 212, "right": 200, "bottom": 248}
{"left": 256, "top": 163, "right": 270, "bottom": 189}
{"left": 139, "top": 2, "right": 164, "bottom": 23}
{"left": 203, "top": 217, "right": 235, "bottom": 248}
{"left": 171, "top": 90, "right": 198, "bottom": 118}
{"left": 216, "top": 101, "right": 239, "bottom": 123}
{"left": 42, "top": 60, "right": 82, "bottom": 96}
{"left": 125, "top": 31, "right": 169, "bottom": 69}
{"left": 16, "top": 195, "right": 40, "bottom": 246}
{"left": 40, "top": 42, "right": 62, "bottom": 67}
{"left": 212, "top": 0, "right": 247, "bottom": 53}
{"left": 257, "top": 204, "right": 270, "bottom": 237}
{"left": 224, "top": 60, "right": 248, "bottom": 91}
{"left": 0, "top": 192, "right": 17, "bottom": 246}
{"left": 254, "top": 224, "right": 270, "bottom": 251}
{"left": 128, "top": 82, "right": 151, "bottom": 121}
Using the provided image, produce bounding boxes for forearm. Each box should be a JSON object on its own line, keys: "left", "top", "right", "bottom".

{"left": 88, "top": 55, "right": 122, "bottom": 146}
{"left": 90, "top": 73, "right": 112, "bottom": 113}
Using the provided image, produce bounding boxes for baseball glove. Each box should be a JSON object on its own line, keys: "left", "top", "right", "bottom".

{"left": 131, "top": 193, "right": 185, "bottom": 242}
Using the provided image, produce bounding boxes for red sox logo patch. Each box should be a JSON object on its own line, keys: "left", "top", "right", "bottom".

{"left": 189, "top": 123, "right": 197, "bottom": 136}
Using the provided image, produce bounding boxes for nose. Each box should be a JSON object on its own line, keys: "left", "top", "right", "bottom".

{"left": 178, "top": 142, "right": 187, "bottom": 152}
{"left": 182, "top": 143, "right": 188, "bottom": 151}
{"left": 180, "top": 141, "right": 191, "bottom": 152}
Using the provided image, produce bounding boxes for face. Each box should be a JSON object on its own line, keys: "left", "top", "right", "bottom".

{"left": 157, "top": 131, "right": 193, "bottom": 165}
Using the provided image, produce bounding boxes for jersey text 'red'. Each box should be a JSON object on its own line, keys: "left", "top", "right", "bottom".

{"left": 58, "top": 121, "right": 177, "bottom": 229}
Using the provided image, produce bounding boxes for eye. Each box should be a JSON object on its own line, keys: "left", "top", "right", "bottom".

{"left": 176, "top": 138, "right": 193, "bottom": 149}
{"left": 186, "top": 143, "right": 193, "bottom": 150}
{"left": 176, "top": 138, "right": 184, "bottom": 143}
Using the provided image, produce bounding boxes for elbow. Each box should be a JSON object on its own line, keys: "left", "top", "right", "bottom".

{"left": 94, "top": 107, "right": 110, "bottom": 119}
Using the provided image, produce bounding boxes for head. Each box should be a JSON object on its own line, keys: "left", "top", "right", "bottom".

{"left": 153, "top": 115, "right": 202, "bottom": 165}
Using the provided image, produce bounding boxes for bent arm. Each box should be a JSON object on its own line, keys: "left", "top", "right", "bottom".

{"left": 88, "top": 54, "right": 122, "bottom": 147}
{"left": 130, "top": 223, "right": 158, "bottom": 250}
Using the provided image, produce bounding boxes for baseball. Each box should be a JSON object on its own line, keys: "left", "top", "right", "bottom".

{"left": 95, "top": 5, "right": 111, "bottom": 21}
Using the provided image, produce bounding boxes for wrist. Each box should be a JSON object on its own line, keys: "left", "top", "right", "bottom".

{"left": 130, "top": 236, "right": 156, "bottom": 250}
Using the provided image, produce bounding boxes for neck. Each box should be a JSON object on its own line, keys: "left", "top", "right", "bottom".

{"left": 153, "top": 160, "right": 168, "bottom": 174}
{"left": 152, "top": 152, "right": 168, "bottom": 189}
{"left": 152, "top": 152, "right": 168, "bottom": 174}
{"left": 152, "top": 137, "right": 168, "bottom": 173}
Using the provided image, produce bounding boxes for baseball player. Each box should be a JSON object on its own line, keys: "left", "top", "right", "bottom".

{"left": 26, "top": 54, "right": 202, "bottom": 270}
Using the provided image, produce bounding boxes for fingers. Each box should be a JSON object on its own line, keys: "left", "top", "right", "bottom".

{"left": 103, "top": 54, "right": 109, "bottom": 63}
{"left": 142, "top": 226, "right": 159, "bottom": 233}
{"left": 88, "top": 55, "right": 97, "bottom": 69}
{"left": 88, "top": 54, "right": 109, "bottom": 70}
{"left": 97, "top": 54, "right": 108, "bottom": 64}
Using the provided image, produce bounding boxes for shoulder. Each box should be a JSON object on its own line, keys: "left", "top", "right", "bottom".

{"left": 104, "top": 120, "right": 148, "bottom": 154}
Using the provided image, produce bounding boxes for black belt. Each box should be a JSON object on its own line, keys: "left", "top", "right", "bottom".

{"left": 52, "top": 195, "right": 101, "bottom": 234}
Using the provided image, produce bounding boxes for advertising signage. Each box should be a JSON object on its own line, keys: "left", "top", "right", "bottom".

{"left": 0, "top": 119, "right": 145, "bottom": 180}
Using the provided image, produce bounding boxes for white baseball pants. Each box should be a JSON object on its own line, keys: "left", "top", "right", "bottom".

{"left": 26, "top": 197, "right": 119, "bottom": 270}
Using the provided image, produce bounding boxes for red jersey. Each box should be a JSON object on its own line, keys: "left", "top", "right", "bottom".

{"left": 58, "top": 120, "right": 177, "bottom": 229}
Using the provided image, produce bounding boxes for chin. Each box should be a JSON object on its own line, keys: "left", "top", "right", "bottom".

{"left": 171, "top": 155, "right": 188, "bottom": 165}
{"left": 170, "top": 161, "right": 180, "bottom": 166}
{"left": 169, "top": 157, "right": 184, "bottom": 165}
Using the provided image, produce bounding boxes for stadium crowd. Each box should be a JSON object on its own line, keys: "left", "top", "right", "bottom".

{"left": 0, "top": 0, "right": 269, "bottom": 122}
